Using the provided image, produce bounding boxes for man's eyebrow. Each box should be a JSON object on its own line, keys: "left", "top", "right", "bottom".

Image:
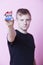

{"left": 26, "top": 19, "right": 31, "bottom": 20}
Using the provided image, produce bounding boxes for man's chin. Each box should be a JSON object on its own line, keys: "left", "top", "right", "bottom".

{"left": 22, "top": 28, "right": 27, "bottom": 31}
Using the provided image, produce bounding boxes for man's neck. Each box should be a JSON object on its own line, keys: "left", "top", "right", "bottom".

{"left": 17, "top": 27, "right": 27, "bottom": 34}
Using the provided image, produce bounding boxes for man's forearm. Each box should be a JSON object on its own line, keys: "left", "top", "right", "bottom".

{"left": 7, "top": 27, "right": 16, "bottom": 42}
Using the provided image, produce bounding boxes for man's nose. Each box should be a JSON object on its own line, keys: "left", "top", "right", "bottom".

{"left": 24, "top": 20, "right": 27, "bottom": 24}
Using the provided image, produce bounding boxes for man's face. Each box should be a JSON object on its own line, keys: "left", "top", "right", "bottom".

{"left": 16, "top": 13, "right": 31, "bottom": 31}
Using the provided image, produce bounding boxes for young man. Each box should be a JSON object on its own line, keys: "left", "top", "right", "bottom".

{"left": 5, "top": 8, "right": 36, "bottom": 65}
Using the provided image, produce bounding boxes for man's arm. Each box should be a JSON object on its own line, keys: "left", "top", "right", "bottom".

{"left": 5, "top": 16, "right": 16, "bottom": 43}
{"left": 7, "top": 26, "right": 16, "bottom": 43}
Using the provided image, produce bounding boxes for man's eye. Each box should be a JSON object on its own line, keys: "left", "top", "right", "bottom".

{"left": 26, "top": 19, "right": 31, "bottom": 21}
{"left": 21, "top": 19, "right": 24, "bottom": 21}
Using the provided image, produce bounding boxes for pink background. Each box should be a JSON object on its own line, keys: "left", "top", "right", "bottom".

{"left": 0, "top": 0, "right": 43, "bottom": 65}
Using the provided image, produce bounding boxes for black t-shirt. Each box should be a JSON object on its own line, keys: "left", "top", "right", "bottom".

{"left": 7, "top": 30, "right": 35, "bottom": 65}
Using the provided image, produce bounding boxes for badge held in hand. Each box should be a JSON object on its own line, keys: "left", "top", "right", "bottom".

{"left": 4, "top": 11, "right": 13, "bottom": 21}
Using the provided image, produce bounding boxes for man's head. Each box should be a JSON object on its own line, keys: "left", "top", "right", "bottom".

{"left": 16, "top": 8, "right": 31, "bottom": 32}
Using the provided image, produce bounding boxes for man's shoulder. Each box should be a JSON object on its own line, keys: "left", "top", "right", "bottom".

{"left": 27, "top": 32, "right": 34, "bottom": 38}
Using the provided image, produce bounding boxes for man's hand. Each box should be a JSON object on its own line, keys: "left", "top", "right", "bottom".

{"left": 5, "top": 19, "right": 14, "bottom": 28}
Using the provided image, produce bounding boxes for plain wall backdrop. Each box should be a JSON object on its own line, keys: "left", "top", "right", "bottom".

{"left": 0, "top": 0, "right": 43, "bottom": 65}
